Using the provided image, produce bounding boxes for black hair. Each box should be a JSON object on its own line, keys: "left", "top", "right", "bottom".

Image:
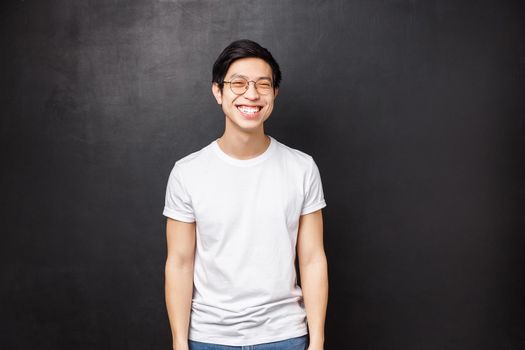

{"left": 212, "top": 39, "right": 282, "bottom": 89}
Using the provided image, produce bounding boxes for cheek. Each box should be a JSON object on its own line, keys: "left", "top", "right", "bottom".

{"left": 224, "top": 100, "right": 238, "bottom": 115}
{"left": 265, "top": 99, "right": 275, "bottom": 112}
{"left": 263, "top": 104, "right": 274, "bottom": 120}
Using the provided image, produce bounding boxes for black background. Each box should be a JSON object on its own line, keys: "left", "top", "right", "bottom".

{"left": 2, "top": 1, "right": 524, "bottom": 349}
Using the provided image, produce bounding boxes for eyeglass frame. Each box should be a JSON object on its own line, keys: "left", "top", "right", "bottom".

{"left": 221, "top": 77, "right": 275, "bottom": 96}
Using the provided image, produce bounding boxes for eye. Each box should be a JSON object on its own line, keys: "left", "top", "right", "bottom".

{"left": 231, "top": 79, "right": 247, "bottom": 88}
{"left": 256, "top": 80, "right": 272, "bottom": 89}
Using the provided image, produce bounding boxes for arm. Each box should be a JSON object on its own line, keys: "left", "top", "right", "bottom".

{"left": 297, "top": 209, "right": 328, "bottom": 350}
{"left": 165, "top": 218, "right": 196, "bottom": 350}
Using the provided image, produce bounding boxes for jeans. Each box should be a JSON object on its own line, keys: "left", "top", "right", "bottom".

{"left": 188, "top": 334, "right": 309, "bottom": 350}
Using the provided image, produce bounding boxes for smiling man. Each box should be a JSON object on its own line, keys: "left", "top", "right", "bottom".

{"left": 163, "top": 40, "right": 328, "bottom": 350}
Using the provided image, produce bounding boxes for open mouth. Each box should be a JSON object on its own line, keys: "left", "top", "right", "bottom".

{"left": 236, "top": 105, "right": 263, "bottom": 116}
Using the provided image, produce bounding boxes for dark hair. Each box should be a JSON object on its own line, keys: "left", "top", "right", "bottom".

{"left": 212, "top": 39, "right": 282, "bottom": 89}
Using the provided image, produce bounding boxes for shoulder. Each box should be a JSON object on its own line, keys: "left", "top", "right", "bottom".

{"left": 171, "top": 140, "right": 215, "bottom": 172}
{"left": 272, "top": 137, "right": 316, "bottom": 169}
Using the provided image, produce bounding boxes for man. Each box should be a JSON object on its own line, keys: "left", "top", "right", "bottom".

{"left": 163, "top": 39, "right": 328, "bottom": 350}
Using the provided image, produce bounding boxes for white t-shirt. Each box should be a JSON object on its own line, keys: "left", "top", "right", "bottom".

{"left": 163, "top": 135, "right": 326, "bottom": 346}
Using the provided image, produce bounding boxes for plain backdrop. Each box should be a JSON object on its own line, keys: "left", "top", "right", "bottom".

{"left": 1, "top": 1, "right": 524, "bottom": 349}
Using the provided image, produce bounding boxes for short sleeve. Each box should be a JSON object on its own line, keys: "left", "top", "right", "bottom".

{"left": 301, "top": 157, "right": 327, "bottom": 215}
{"left": 162, "top": 163, "right": 196, "bottom": 222}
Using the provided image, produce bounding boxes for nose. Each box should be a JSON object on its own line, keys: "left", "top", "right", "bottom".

{"left": 243, "top": 81, "right": 260, "bottom": 100}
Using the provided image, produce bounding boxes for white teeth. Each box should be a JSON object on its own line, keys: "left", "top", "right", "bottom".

{"left": 238, "top": 106, "right": 260, "bottom": 114}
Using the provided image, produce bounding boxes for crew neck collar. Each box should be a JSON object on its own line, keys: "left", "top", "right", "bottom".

{"left": 211, "top": 135, "right": 276, "bottom": 167}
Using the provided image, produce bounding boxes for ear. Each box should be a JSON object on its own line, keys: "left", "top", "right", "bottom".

{"left": 212, "top": 83, "right": 222, "bottom": 105}
{"left": 273, "top": 87, "right": 279, "bottom": 98}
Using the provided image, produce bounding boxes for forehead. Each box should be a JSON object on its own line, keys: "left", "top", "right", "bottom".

{"left": 225, "top": 57, "right": 273, "bottom": 80}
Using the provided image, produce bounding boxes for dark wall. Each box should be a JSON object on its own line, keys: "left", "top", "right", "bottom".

{"left": 2, "top": 1, "right": 524, "bottom": 349}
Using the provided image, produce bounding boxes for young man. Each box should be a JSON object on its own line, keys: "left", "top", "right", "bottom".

{"left": 163, "top": 40, "right": 328, "bottom": 350}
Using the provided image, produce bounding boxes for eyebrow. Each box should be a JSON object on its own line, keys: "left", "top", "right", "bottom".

{"left": 229, "top": 73, "right": 272, "bottom": 80}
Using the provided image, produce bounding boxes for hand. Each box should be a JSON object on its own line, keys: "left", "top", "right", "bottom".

{"left": 307, "top": 340, "right": 324, "bottom": 350}
{"left": 307, "top": 345, "right": 324, "bottom": 350}
{"left": 173, "top": 340, "right": 189, "bottom": 350}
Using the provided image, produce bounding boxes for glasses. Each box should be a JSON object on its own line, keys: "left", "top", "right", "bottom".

{"left": 222, "top": 77, "right": 274, "bottom": 95}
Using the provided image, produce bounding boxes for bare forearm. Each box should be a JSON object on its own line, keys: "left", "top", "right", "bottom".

{"left": 165, "top": 261, "right": 194, "bottom": 350}
{"left": 300, "top": 255, "right": 328, "bottom": 347}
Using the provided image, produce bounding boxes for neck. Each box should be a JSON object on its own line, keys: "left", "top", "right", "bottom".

{"left": 217, "top": 124, "right": 270, "bottom": 160}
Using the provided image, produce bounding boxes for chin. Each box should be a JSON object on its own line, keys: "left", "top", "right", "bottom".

{"left": 228, "top": 117, "right": 264, "bottom": 132}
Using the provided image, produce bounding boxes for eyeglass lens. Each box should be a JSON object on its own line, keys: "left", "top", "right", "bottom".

{"left": 228, "top": 78, "right": 273, "bottom": 95}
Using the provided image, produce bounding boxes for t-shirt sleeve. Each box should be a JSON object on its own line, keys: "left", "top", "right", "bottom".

{"left": 300, "top": 157, "right": 327, "bottom": 215}
{"left": 162, "top": 163, "right": 196, "bottom": 222}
